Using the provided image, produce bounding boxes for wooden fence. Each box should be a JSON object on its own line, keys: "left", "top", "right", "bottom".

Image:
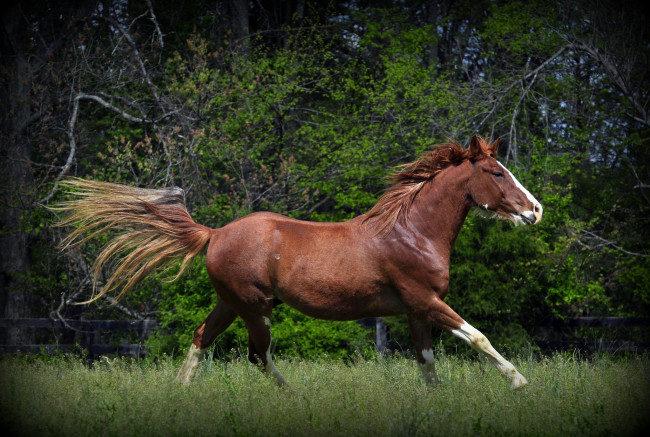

{"left": 1, "top": 316, "right": 649, "bottom": 359}
{"left": 534, "top": 316, "right": 650, "bottom": 353}
{"left": 0, "top": 318, "right": 158, "bottom": 359}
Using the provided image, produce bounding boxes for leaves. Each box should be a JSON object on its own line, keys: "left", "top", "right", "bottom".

{"left": 9, "top": 0, "right": 649, "bottom": 356}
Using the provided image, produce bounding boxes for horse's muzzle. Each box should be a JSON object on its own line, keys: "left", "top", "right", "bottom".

{"left": 519, "top": 203, "right": 542, "bottom": 225}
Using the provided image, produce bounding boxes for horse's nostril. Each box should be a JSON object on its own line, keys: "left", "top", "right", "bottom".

{"left": 532, "top": 203, "right": 543, "bottom": 224}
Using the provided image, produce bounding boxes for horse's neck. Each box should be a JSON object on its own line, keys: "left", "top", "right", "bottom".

{"left": 404, "top": 161, "right": 472, "bottom": 255}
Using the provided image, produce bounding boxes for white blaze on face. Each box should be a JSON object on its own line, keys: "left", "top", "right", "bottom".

{"left": 497, "top": 161, "right": 543, "bottom": 225}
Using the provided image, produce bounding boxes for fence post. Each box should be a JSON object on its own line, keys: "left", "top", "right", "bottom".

{"left": 375, "top": 318, "right": 387, "bottom": 355}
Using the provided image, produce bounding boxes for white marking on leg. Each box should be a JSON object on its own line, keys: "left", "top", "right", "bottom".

{"left": 264, "top": 348, "right": 288, "bottom": 386}
{"left": 452, "top": 321, "right": 528, "bottom": 389}
{"left": 419, "top": 348, "right": 439, "bottom": 385}
{"left": 175, "top": 344, "right": 208, "bottom": 386}
{"left": 260, "top": 316, "right": 289, "bottom": 387}
{"left": 421, "top": 348, "right": 434, "bottom": 362}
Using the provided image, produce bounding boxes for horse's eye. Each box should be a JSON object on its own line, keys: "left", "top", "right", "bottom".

{"left": 493, "top": 171, "right": 504, "bottom": 178}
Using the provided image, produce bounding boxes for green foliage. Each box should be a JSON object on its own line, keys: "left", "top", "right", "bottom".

{"left": 615, "top": 257, "right": 650, "bottom": 308}
{"left": 481, "top": 0, "right": 561, "bottom": 63}
{"left": 145, "top": 261, "right": 218, "bottom": 357}
{"left": 264, "top": 306, "right": 375, "bottom": 359}
{"left": 17, "top": 0, "right": 650, "bottom": 358}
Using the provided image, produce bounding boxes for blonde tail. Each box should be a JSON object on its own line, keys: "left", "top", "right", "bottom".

{"left": 53, "top": 178, "right": 213, "bottom": 303}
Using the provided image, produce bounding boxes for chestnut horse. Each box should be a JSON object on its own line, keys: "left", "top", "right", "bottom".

{"left": 56, "top": 136, "right": 542, "bottom": 389}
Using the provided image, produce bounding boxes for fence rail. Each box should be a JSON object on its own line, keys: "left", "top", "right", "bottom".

{"left": 0, "top": 343, "right": 149, "bottom": 356}
{"left": 0, "top": 318, "right": 158, "bottom": 359}
{"left": 544, "top": 317, "right": 650, "bottom": 328}
{"left": 1, "top": 317, "right": 649, "bottom": 358}
{"left": 535, "top": 316, "right": 650, "bottom": 354}
{"left": 0, "top": 318, "right": 158, "bottom": 330}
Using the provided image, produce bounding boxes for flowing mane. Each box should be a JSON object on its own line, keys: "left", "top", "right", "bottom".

{"left": 364, "top": 137, "right": 496, "bottom": 235}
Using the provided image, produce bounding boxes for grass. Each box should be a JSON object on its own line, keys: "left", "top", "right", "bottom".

{"left": 1, "top": 351, "right": 649, "bottom": 436}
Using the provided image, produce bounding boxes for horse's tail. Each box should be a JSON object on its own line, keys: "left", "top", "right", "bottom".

{"left": 53, "top": 178, "right": 214, "bottom": 304}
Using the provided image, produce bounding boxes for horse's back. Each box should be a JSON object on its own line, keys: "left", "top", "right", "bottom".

{"left": 205, "top": 212, "right": 403, "bottom": 320}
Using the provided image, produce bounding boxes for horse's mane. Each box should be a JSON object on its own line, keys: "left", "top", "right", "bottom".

{"left": 364, "top": 137, "right": 495, "bottom": 235}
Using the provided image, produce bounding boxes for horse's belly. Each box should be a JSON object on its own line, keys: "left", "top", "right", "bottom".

{"left": 274, "top": 277, "right": 405, "bottom": 321}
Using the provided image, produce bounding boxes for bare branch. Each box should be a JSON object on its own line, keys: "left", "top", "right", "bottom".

{"left": 77, "top": 93, "right": 148, "bottom": 123}
{"left": 104, "top": 16, "right": 161, "bottom": 104}
{"left": 37, "top": 93, "right": 80, "bottom": 205}
{"left": 625, "top": 156, "right": 650, "bottom": 206}
{"left": 80, "top": 93, "right": 149, "bottom": 123}
{"left": 37, "top": 90, "right": 153, "bottom": 205}
{"left": 577, "top": 229, "right": 649, "bottom": 258}
{"left": 102, "top": 296, "right": 145, "bottom": 320}
{"left": 146, "top": 0, "right": 164, "bottom": 48}
{"left": 575, "top": 43, "right": 647, "bottom": 122}
{"left": 478, "top": 45, "right": 569, "bottom": 129}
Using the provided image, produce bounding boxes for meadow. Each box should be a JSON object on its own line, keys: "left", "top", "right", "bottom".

{"left": 1, "top": 351, "right": 649, "bottom": 437}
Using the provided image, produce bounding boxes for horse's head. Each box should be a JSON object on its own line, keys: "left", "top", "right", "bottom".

{"left": 466, "top": 137, "right": 542, "bottom": 226}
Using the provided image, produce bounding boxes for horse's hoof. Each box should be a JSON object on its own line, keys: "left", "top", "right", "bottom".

{"left": 510, "top": 375, "right": 529, "bottom": 390}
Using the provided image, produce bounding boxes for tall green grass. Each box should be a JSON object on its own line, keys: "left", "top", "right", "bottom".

{"left": 1, "top": 352, "right": 649, "bottom": 436}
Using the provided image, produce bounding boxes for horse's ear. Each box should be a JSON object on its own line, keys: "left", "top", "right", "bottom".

{"left": 490, "top": 138, "right": 500, "bottom": 156}
{"left": 469, "top": 135, "right": 481, "bottom": 155}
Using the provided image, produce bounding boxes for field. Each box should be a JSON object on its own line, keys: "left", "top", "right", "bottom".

{"left": 1, "top": 352, "right": 649, "bottom": 437}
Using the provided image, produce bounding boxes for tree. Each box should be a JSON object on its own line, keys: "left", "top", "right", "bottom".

{"left": 1, "top": 0, "right": 100, "bottom": 344}
{"left": 1, "top": 0, "right": 648, "bottom": 357}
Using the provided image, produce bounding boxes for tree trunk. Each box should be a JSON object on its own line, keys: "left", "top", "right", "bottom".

{"left": 0, "top": 2, "right": 35, "bottom": 345}
{"left": 229, "top": 0, "right": 250, "bottom": 53}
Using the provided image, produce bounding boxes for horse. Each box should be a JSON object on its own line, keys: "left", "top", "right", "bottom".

{"left": 55, "top": 136, "right": 542, "bottom": 389}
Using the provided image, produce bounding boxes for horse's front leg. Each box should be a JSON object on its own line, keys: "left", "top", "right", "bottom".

{"left": 451, "top": 320, "right": 528, "bottom": 389}
{"left": 421, "top": 296, "right": 528, "bottom": 390}
{"left": 407, "top": 316, "right": 438, "bottom": 386}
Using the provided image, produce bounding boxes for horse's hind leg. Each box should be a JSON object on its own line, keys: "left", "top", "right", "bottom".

{"left": 244, "top": 314, "right": 288, "bottom": 387}
{"left": 408, "top": 317, "right": 438, "bottom": 386}
{"left": 175, "top": 299, "right": 237, "bottom": 385}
